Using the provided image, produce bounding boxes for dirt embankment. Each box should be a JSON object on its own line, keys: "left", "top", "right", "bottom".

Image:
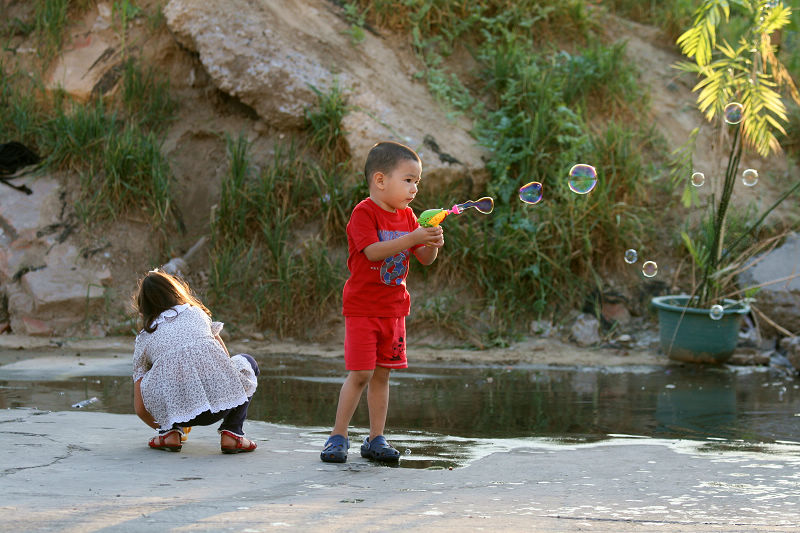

{"left": 0, "top": 331, "right": 666, "bottom": 369}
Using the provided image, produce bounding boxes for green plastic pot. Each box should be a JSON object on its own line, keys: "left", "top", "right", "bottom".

{"left": 651, "top": 295, "right": 750, "bottom": 364}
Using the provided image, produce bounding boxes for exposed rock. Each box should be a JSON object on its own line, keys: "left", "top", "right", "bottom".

{"left": 779, "top": 336, "right": 800, "bottom": 372}
{"left": 46, "top": 3, "right": 121, "bottom": 100}
{"left": 601, "top": 301, "right": 631, "bottom": 326}
{"left": 738, "top": 232, "right": 800, "bottom": 336}
{"left": 529, "top": 319, "right": 553, "bottom": 337}
{"left": 164, "top": 0, "right": 487, "bottom": 186}
{"left": 160, "top": 257, "right": 188, "bottom": 277}
{"left": 569, "top": 313, "right": 601, "bottom": 347}
{"left": 0, "top": 177, "right": 110, "bottom": 336}
{"left": 727, "top": 347, "right": 771, "bottom": 366}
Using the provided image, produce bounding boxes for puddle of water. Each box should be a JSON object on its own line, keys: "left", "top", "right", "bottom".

{"left": 1, "top": 354, "right": 798, "bottom": 468}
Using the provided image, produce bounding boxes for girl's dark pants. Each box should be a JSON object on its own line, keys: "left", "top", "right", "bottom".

{"left": 160, "top": 354, "right": 259, "bottom": 436}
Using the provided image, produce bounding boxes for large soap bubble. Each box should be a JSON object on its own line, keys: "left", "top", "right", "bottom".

{"left": 519, "top": 181, "right": 543, "bottom": 204}
{"left": 724, "top": 102, "right": 744, "bottom": 125}
{"left": 642, "top": 261, "right": 658, "bottom": 278}
{"left": 691, "top": 172, "right": 705, "bottom": 187}
{"left": 742, "top": 168, "right": 759, "bottom": 187}
{"left": 709, "top": 304, "right": 724, "bottom": 320}
{"left": 624, "top": 249, "right": 638, "bottom": 264}
{"left": 568, "top": 164, "right": 597, "bottom": 195}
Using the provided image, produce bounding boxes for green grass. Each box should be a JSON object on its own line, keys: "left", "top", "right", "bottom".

{"left": 208, "top": 134, "right": 360, "bottom": 338}
{"left": 120, "top": 59, "right": 177, "bottom": 131}
{"left": 345, "top": 1, "right": 671, "bottom": 340}
{"left": 603, "top": 0, "right": 694, "bottom": 39}
{"left": 305, "top": 82, "right": 350, "bottom": 165}
{"left": 1, "top": 57, "right": 178, "bottom": 229}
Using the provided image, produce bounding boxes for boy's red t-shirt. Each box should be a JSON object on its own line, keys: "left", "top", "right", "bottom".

{"left": 342, "top": 198, "right": 421, "bottom": 317}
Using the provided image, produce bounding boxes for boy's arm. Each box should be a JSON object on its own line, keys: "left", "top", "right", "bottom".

{"left": 362, "top": 226, "right": 443, "bottom": 262}
{"left": 413, "top": 239, "right": 442, "bottom": 265}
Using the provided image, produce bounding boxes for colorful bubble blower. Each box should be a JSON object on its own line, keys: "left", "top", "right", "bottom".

{"left": 418, "top": 197, "right": 494, "bottom": 227}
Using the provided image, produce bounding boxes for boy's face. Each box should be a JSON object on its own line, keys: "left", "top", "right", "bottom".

{"left": 370, "top": 158, "right": 422, "bottom": 212}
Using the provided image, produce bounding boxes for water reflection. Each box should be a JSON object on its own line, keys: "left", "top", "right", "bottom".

{"left": 2, "top": 355, "right": 797, "bottom": 446}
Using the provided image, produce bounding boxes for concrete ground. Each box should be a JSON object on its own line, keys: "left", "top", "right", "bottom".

{"left": 2, "top": 408, "right": 800, "bottom": 532}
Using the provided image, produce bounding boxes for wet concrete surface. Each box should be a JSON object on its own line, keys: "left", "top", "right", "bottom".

{"left": 2, "top": 337, "right": 800, "bottom": 530}
{"left": 2, "top": 409, "right": 800, "bottom": 531}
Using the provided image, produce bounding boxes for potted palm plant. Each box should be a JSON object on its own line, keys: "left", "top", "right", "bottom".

{"left": 652, "top": 0, "right": 800, "bottom": 363}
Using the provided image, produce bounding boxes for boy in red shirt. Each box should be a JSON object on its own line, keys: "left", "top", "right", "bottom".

{"left": 320, "top": 141, "right": 444, "bottom": 463}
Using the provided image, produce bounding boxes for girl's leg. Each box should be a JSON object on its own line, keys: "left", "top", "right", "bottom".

{"left": 331, "top": 369, "right": 374, "bottom": 437}
{"left": 218, "top": 354, "right": 259, "bottom": 448}
{"left": 367, "top": 366, "right": 391, "bottom": 439}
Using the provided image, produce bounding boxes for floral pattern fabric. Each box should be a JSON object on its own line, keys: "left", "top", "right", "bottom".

{"left": 132, "top": 305, "right": 258, "bottom": 430}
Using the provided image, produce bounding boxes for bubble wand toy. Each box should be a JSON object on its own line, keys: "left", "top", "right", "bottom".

{"left": 418, "top": 197, "right": 494, "bottom": 227}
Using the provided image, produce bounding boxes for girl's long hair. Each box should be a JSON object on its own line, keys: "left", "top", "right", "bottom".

{"left": 134, "top": 270, "right": 211, "bottom": 333}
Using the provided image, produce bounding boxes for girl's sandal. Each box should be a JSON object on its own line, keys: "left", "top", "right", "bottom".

{"left": 148, "top": 429, "right": 183, "bottom": 452}
{"left": 220, "top": 430, "right": 257, "bottom": 454}
{"left": 181, "top": 427, "right": 192, "bottom": 442}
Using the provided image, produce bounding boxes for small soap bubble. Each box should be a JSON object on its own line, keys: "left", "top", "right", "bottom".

{"left": 642, "top": 261, "right": 658, "bottom": 278}
{"left": 624, "top": 249, "right": 638, "bottom": 264}
{"left": 518, "top": 181, "right": 543, "bottom": 204}
{"left": 742, "top": 168, "right": 758, "bottom": 187}
{"left": 691, "top": 172, "right": 705, "bottom": 187}
{"left": 568, "top": 164, "right": 597, "bottom": 195}
{"left": 724, "top": 102, "right": 744, "bottom": 125}
{"left": 709, "top": 304, "right": 724, "bottom": 320}
{"left": 404, "top": 449, "right": 412, "bottom": 456}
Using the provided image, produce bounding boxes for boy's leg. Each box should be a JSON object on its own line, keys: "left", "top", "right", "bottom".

{"left": 331, "top": 369, "right": 373, "bottom": 437}
{"left": 367, "top": 366, "right": 391, "bottom": 440}
{"left": 367, "top": 315, "right": 407, "bottom": 440}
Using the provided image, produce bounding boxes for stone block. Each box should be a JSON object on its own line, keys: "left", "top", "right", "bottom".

{"left": 570, "top": 313, "right": 601, "bottom": 347}
{"left": 739, "top": 233, "right": 800, "bottom": 335}
{"left": 164, "top": 0, "right": 487, "bottom": 187}
{"left": 21, "top": 316, "right": 52, "bottom": 336}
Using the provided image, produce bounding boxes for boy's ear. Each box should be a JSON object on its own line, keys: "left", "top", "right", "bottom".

{"left": 372, "top": 171, "right": 386, "bottom": 190}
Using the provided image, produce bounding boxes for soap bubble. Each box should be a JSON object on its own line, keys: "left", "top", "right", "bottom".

{"left": 724, "top": 102, "right": 744, "bottom": 125}
{"left": 642, "top": 261, "right": 658, "bottom": 278}
{"left": 568, "top": 164, "right": 597, "bottom": 195}
{"left": 519, "top": 181, "right": 543, "bottom": 204}
{"left": 404, "top": 449, "right": 412, "bottom": 456}
{"left": 742, "top": 168, "right": 758, "bottom": 187}
{"left": 709, "top": 304, "right": 724, "bottom": 320}
{"left": 624, "top": 249, "right": 638, "bottom": 264}
{"left": 691, "top": 172, "right": 705, "bottom": 187}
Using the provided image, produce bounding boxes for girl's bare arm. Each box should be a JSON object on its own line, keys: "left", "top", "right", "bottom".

{"left": 134, "top": 379, "right": 159, "bottom": 429}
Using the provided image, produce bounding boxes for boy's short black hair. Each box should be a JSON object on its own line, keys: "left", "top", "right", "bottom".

{"left": 364, "top": 141, "right": 421, "bottom": 187}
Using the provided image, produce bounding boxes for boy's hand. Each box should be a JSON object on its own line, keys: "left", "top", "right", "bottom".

{"left": 412, "top": 226, "right": 444, "bottom": 247}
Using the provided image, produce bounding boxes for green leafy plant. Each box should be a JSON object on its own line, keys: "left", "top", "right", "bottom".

{"left": 673, "top": 0, "right": 800, "bottom": 310}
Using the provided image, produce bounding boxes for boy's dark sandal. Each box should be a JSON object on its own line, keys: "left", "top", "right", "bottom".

{"left": 360, "top": 435, "right": 400, "bottom": 462}
{"left": 220, "top": 430, "right": 257, "bottom": 454}
{"left": 148, "top": 429, "right": 183, "bottom": 452}
{"left": 321, "top": 434, "right": 350, "bottom": 463}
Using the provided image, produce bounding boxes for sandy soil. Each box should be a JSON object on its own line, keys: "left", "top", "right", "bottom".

{"left": 0, "top": 333, "right": 667, "bottom": 368}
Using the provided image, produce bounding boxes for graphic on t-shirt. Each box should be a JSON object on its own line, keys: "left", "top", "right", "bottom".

{"left": 378, "top": 229, "right": 410, "bottom": 286}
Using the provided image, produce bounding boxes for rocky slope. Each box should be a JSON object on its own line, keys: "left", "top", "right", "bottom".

{"left": 0, "top": 0, "right": 797, "bottom": 343}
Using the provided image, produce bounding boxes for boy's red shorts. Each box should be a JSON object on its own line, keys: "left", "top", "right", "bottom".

{"left": 344, "top": 316, "right": 407, "bottom": 371}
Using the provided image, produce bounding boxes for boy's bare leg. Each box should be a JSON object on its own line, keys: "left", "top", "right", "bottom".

{"left": 367, "top": 366, "right": 391, "bottom": 440}
{"left": 331, "top": 369, "right": 373, "bottom": 437}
